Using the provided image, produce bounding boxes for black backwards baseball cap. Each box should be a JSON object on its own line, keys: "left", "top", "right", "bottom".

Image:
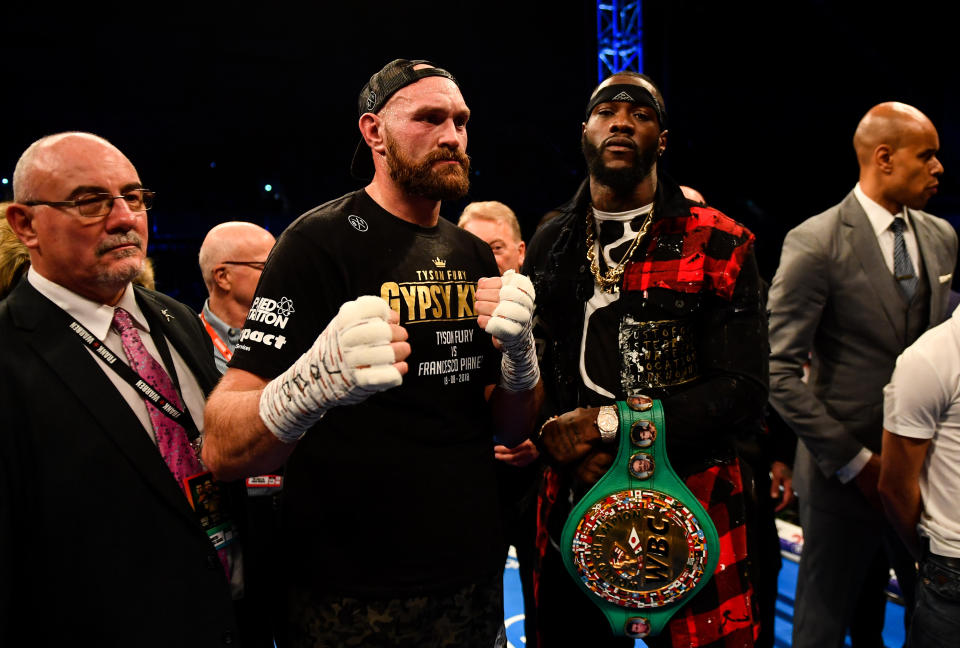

{"left": 350, "top": 58, "right": 459, "bottom": 179}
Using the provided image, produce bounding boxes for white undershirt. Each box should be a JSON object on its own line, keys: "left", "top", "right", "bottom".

{"left": 580, "top": 203, "right": 654, "bottom": 399}
{"left": 28, "top": 267, "right": 206, "bottom": 443}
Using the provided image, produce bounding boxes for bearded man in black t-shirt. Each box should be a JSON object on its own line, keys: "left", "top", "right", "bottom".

{"left": 526, "top": 72, "right": 768, "bottom": 647}
{"left": 202, "top": 59, "right": 543, "bottom": 648}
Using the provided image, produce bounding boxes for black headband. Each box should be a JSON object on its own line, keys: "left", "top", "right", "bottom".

{"left": 585, "top": 84, "right": 665, "bottom": 128}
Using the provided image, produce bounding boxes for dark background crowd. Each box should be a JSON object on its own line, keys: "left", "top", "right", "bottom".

{"left": 3, "top": 0, "right": 957, "bottom": 308}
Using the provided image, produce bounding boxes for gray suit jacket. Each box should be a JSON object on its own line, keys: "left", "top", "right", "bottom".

{"left": 768, "top": 190, "right": 957, "bottom": 518}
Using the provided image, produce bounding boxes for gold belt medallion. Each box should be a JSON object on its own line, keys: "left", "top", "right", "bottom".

{"left": 570, "top": 489, "right": 710, "bottom": 608}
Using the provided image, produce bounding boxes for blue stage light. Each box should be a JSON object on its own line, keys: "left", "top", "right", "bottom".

{"left": 597, "top": 0, "right": 643, "bottom": 80}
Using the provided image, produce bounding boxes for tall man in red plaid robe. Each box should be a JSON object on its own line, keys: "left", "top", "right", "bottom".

{"left": 524, "top": 72, "right": 768, "bottom": 647}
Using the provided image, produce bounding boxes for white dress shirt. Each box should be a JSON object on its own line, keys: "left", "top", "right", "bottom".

{"left": 854, "top": 183, "right": 922, "bottom": 277}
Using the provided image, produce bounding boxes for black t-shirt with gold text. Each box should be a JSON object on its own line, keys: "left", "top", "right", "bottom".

{"left": 230, "top": 189, "right": 502, "bottom": 596}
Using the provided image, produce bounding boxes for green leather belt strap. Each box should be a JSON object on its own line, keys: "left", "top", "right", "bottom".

{"left": 560, "top": 398, "right": 720, "bottom": 639}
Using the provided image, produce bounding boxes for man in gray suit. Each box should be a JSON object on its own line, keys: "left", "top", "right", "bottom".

{"left": 768, "top": 101, "right": 957, "bottom": 647}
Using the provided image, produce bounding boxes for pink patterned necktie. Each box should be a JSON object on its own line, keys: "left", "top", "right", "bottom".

{"left": 111, "top": 307, "right": 203, "bottom": 491}
{"left": 112, "top": 308, "right": 231, "bottom": 582}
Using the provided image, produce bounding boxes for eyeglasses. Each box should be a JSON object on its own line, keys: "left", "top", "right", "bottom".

{"left": 24, "top": 189, "right": 155, "bottom": 219}
{"left": 221, "top": 260, "right": 267, "bottom": 271}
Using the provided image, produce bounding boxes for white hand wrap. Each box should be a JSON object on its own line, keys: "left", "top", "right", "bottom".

{"left": 259, "top": 295, "right": 402, "bottom": 443}
{"left": 484, "top": 270, "right": 540, "bottom": 392}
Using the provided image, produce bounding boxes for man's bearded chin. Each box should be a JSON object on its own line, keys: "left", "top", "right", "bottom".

{"left": 386, "top": 139, "right": 471, "bottom": 201}
{"left": 582, "top": 135, "right": 657, "bottom": 196}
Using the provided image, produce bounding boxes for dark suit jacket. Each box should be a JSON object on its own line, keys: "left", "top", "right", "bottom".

{"left": 768, "top": 191, "right": 958, "bottom": 519}
{"left": 0, "top": 280, "right": 242, "bottom": 647}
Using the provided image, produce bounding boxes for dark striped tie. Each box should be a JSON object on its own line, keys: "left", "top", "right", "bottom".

{"left": 891, "top": 217, "right": 918, "bottom": 300}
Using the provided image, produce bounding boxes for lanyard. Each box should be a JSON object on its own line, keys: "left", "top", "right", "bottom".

{"left": 63, "top": 303, "right": 232, "bottom": 555}
{"left": 199, "top": 311, "right": 233, "bottom": 362}
{"left": 66, "top": 316, "right": 201, "bottom": 443}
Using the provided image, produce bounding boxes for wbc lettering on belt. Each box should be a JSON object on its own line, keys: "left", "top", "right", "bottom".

{"left": 570, "top": 489, "right": 710, "bottom": 609}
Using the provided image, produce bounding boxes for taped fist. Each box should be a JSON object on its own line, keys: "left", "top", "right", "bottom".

{"left": 260, "top": 295, "right": 410, "bottom": 443}
{"left": 477, "top": 269, "right": 535, "bottom": 346}
{"left": 335, "top": 296, "right": 407, "bottom": 393}
{"left": 476, "top": 270, "right": 539, "bottom": 392}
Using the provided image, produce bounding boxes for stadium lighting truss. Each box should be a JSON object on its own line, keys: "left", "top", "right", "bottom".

{"left": 597, "top": 0, "right": 643, "bottom": 81}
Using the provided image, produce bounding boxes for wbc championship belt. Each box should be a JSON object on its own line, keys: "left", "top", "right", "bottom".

{"left": 560, "top": 397, "right": 720, "bottom": 639}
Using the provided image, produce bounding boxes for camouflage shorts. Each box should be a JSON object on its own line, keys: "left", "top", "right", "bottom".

{"left": 281, "top": 574, "right": 506, "bottom": 648}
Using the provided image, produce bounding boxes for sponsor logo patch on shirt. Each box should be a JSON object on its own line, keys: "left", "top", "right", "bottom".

{"left": 248, "top": 296, "right": 295, "bottom": 329}
{"left": 237, "top": 328, "right": 287, "bottom": 351}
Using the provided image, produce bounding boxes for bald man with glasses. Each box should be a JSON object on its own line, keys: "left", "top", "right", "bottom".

{"left": 0, "top": 132, "right": 271, "bottom": 646}
{"left": 198, "top": 221, "right": 276, "bottom": 373}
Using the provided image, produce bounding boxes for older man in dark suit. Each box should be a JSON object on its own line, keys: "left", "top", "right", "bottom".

{"left": 768, "top": 102, "right": 957, "bottom": 647}
{"left": 0, "top": 132, "right": 260, "bottom": 646}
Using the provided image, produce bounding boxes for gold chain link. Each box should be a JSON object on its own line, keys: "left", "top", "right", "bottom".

{"left": 585, "top": 206, "right": 654, "bottom": 293}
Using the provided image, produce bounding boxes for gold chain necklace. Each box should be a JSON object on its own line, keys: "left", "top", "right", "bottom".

{"left": 585, "top": 206, "right": 654, "bottom": 293}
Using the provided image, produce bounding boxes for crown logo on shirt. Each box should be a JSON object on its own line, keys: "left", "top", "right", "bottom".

{"left": 432, "top": 257, "right": 447, "bottom": 268}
